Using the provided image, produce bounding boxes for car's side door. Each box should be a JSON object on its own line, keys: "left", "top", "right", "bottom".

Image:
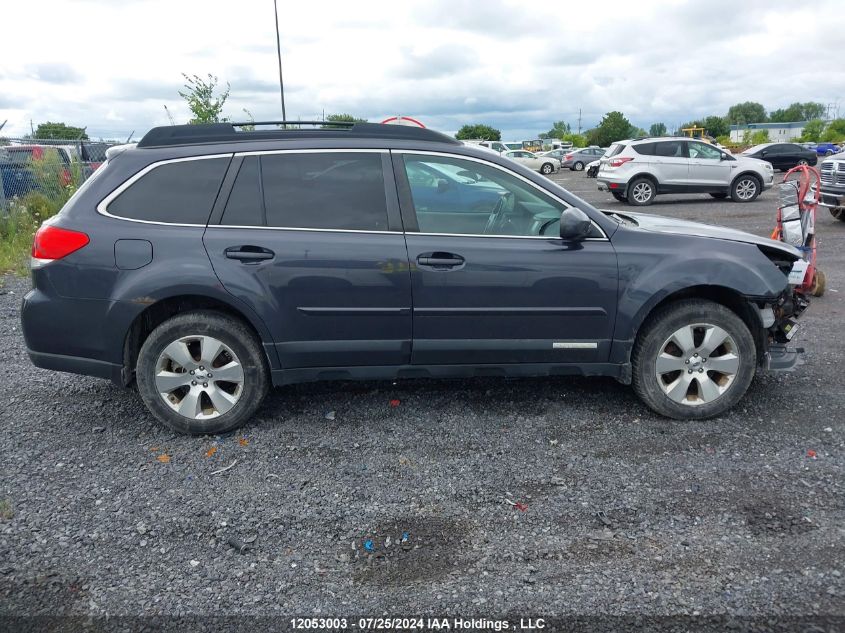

{"left": 650, "top": 140, "right": 690, "bottom": 189}
{"left": 393, "top": 151, "right": 619, "bottom": 365}
{"left": 687, "top": 141, "right": 733, "bottom": 188}
{"left": 204, "top": 150, "right": 413, "bottom": 369}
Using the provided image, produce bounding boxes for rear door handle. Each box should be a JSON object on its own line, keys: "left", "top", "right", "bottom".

{"left": 225, "top": 246, "right": 275, "bottom": 262}
{"left": 417, "top": 252, "right": 465, "bottom": 268}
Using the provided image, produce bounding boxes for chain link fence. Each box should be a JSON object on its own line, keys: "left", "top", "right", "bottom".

{"left": 0, "top": 137, "right": 115, "bottom": 206}
{"left": 0, "top": 137, "right": 118, "bottom": 272}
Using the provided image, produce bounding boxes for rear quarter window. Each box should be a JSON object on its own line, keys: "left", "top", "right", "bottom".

{"left": 607, "top": 143, "right": 626, "bottom": 157}
{"left": 106, "top": 157, "right": 229, "bottom": 224}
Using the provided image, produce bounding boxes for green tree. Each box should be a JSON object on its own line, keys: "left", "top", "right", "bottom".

{"left": 769, "top": 102, "right": 826, "bottom": 122}
{"left": 178, "top": 73, "right": 230, "bottom": 124}
{"left": 750, "top": 129, "right": 770, "bottom": 144}
{"left": 585, "top": 111, "right": 633, "bottom": 147}
{"left": 726, "top": 101, "right": 767, "bottom": 125}
{"left": 455, "top": 124, "right": 501, "bottom": 141}
{"left": 33, "top": 122, "right": 88, "bottom": 140}
{"left": 799, "top": 119, "right": 825, "bottom": 142}
{"left": 560, "top": 133, "right": 586, "bottom": 147}
{"left": 821, "top": 118, "right": 845, "bottom": 143}
{"left": 540, "top": 121, "right": 571, "bottom": 139}
{"left": 702, "top": 115, "right": 730, "bottom": 138}
{"left": 321, "top": 113, "right": 367, "bottom": 128}
{"left": 648, "top": 122, "right": 667, "bottom": 137}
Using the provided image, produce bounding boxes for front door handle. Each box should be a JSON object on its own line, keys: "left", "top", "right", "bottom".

{"left": 417, "top": 252, "right": 465, "bottom": 268}
{"left": 225, "top": 246, "right": 275, "bottom": 262}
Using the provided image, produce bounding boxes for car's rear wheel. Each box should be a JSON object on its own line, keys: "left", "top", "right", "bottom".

{"left": 627, "top": 178, "right": 656, "bottom": 206}
{"left": 825, "top": 150, "right": 834, "bottom": 156}
{"left": 798, "top": 159, "right": 809, "bottom": 166}
{"left": 632, "top": 299, "right": 756, "bottom": 420}
{"left": 541, "top": 163, "right": 554, "bottom": 175}
{"left": 709, "top": 192, "right": 728, "bottom": 199}
{"left": 830, "top": 207, "right": 845, "bottom": 222}
{"left": 136, "top": 310, "right": 269, "bottom": 435}
{"left": 730, "top": 175, "right": 761, "bottom": 202}
{"left": 612, "top": 191, "right": 627, "bottom": 202}
{"left": 573, "top": 161, "right": 585, "bottom": 171}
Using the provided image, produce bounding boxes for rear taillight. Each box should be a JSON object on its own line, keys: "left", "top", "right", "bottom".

{"left": 608, "top": 157, "right": 634, "bottom": 168}
{"left": 565, "top": 154, "right": 574, "bottom": 160}
{"left": 32, "top": 225, "right": 89, "bottom": 261}
{"left": 60, "top": 168, "right": 72, "bottom": 186}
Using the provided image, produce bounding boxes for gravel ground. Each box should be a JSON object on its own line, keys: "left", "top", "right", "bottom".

{"left": 1, "top": 169, "right": 844, "bottom": 630}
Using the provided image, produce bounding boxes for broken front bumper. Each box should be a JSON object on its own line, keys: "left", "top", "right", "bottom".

{"left": 760, "top": 286, "right": 810, "bottom": 372}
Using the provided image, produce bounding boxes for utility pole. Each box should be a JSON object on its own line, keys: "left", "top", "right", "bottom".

{"left": 273, "top": 0, "right": 287, "bottom": 126}
{"left": 577, "top": 108, "right": 582, "bottom": 135}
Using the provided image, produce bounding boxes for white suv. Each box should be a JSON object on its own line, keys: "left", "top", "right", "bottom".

{"left": 596, "top": 137, "right": 774, "bottom": 205}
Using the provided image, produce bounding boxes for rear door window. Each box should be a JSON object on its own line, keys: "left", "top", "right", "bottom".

{"left": 259, "top": 152, "right": 388, "bottom": 231}
{"left": 107, "top": 157, "right": 229, "bottom": 224}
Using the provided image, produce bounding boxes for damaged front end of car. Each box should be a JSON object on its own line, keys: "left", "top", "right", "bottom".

{"left": 754, "top": 246, "right": 812, "bottom": 370}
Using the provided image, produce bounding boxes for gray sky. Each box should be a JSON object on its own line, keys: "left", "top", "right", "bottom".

{"left": 1, "top": 0, "right": 843, "bottom": 141}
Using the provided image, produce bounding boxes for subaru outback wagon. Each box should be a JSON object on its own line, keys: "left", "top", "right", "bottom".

{"left": 22, "top": 122, "right": 809, "bottom": 434}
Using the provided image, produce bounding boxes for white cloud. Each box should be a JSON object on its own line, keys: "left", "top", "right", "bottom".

{"left": 0, "top": 0, "right": 842, "bottom": 140}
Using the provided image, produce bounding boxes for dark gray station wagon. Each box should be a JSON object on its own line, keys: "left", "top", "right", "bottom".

{"left": 22, "top": 122, "right": 809, "bottom": 434}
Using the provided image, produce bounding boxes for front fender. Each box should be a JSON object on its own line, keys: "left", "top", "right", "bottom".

{"left": 609, "top": 229, "right": 789, "bottom": 363}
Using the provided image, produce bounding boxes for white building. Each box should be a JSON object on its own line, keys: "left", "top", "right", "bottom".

{"left": 729, "top": 121, "right": 807, "bottom": 143}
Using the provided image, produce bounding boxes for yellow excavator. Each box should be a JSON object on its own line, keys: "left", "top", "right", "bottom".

{"left": 681, "top": 126, "right": 716, "bottom": 144}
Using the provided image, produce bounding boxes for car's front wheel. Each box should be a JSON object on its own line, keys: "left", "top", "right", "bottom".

{"left": 136, "top": 310, "right": 269, "bottom": 435}
{"left": 540, "top": 163, "right": 554, "bottom": 175}
{"left": 632, "top": 299, "right": 756, "bottom": 419}
{"left": 627, "top": 177, "right": 657, "bottom": 206}
{"left": 830, "top": 206, "right": 845, "bottom": 222}
{"left": 730, "top": 175, "right": 761, "bottom": 202}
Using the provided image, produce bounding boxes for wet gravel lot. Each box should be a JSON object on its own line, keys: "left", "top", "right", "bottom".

{"left": 1, "top": 169, "right": 844, "bottom": 630}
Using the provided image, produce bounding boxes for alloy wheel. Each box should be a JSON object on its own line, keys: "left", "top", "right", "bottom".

{"left": 735, "top": 178, "right": 757, "bottom": 200}
{"left": 631, "top": 182, "right": 653, "bottom": 203}
{"left": 154, "top": 335, "right": 245, "bottom": 419}
{"left": 654, "top": 323, "right": 739, "bottom": 406}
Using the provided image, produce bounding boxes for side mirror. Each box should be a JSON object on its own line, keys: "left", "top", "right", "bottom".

{"left": 720, "top": 153, "right": 728, "bottom": 160}
{"left": 760, "top": 150, "right": 767, "bottom": 156}
{"left": 559, "top": 207, "right": 593, "bottom": 241}
{"left": 436, "top": 178, "right": 450, "bottom": 192}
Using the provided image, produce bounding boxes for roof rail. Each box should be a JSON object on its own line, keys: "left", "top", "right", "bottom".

{"left": 137, "top": 121, "right": 460, "bottom": 148}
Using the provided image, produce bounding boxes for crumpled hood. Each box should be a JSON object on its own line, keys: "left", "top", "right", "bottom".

{"left": 612, "top": 211, "right": 802, "bottom": 259}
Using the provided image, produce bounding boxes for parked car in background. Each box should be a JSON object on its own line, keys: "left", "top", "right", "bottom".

{"left": 2, "top": 145, "right": 76, "bottom": 198}
{"left": 812, "top": 142, "right": 842, "bottom": 157}
{"left": 463, "top": 140, "right": 510, "bottom": 154}
{"left": 819, "top": 156, "right": 845, "bottom": 222}
{"left": 21, "top": 121, "right": 811, "bottom": 433}
{"left": 538, "top": 149, "right": 569, "bottom": 163}
{"left": 561, "top": 147, "right": 606, "bottom": 171}
{"left": 597, "top": 137, "right": 773, "bottom": 205}
{"left": 741, "top": 143, "right": 817, "bottom": 171}
{"left": 503, "top": 150, "right": 559, "bottom": 175}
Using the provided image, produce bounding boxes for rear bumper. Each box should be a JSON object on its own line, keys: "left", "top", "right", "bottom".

{"left": 27, "top": 349, "right": 124, "bottom": 384}
{"left": 596, "top": 177, "right": 627, "bottom": 193}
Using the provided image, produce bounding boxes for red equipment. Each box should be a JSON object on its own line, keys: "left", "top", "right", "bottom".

{"left": 770, "top": 164, "right": 825, "bottom": 297}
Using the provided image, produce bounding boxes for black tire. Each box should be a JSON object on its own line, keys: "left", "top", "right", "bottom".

{"left": 627, "top": 177, "right": 657, "bottom": 206}
{"left": 611, "top": 191, "right": 627, "bottom": 202}
{"left": 798, "top": 159, "right": 809, "bottom": 166}
{"left": 573, "top": 161, "right": 585, "bottom": 171}
{"left": 632, "top": 299, "right": 756, "bottom": 420}
{"left": 136, "top": 310, "right": 269, "bottom": 435}
{"left": 830, "top": 207, "right": 845, "bottom": 222}
{"left": 824, "top": 150, "right": 834, "bottom": 156}
{"left": 730, "top": 174, "right": 761, "bottom": 203}
{"left": 540, "top": 163, "right": 554, "bottom": 175}
{"left": 709, "top": 192, "right": 728, "bottom": 199}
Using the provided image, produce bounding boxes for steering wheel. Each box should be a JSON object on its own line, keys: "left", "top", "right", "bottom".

{"left": 483, "top": 192, "right": 514, "bottom": 235}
